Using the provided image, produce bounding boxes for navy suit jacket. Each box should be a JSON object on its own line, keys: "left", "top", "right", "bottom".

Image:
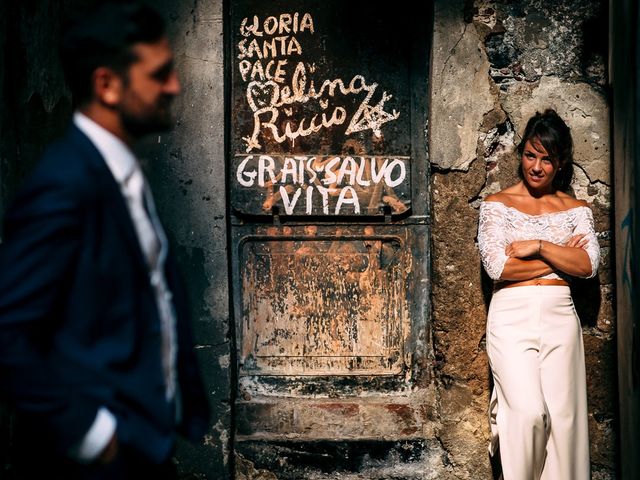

{"left": 0, "top": 125, "right": 209, "bottom": 464}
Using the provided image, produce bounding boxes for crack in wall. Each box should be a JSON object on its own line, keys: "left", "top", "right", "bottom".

{"left": 573, "top": 162, "right": 610, "bottom": 187}
{"left": 440, "top": 23, "right": 469, "bottom": 81}
{"left": 569, "top": 105, "right": 593, "bottom": 118}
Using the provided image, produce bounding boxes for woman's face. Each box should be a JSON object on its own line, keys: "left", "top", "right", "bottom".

{"left": 521, "top": 138, "right": 558, "bottom": 191}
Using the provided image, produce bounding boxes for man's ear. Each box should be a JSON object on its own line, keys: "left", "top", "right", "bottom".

{"left": 92, "top": 67, "right": 123, "bottom": 107}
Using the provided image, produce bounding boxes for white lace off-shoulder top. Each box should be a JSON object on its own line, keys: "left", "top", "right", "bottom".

{"left": 477, "top": 201, "right": 600, "bottom": 281}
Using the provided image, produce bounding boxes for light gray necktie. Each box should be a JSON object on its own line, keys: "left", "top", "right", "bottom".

{"left": 125, "top": 166, "right": 176, "bottom": 401}
{"left": 125, "top": 167, "right": 161, "bottom": 268}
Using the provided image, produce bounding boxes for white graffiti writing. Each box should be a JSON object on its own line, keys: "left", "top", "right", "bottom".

{"left": 241, "top": 63, "right": 399, "bottom": 152}
{"left": 237, "top": 13, "right": 400, "bottom": 152}
{"left": 236, "top": 155, "right": 406, "bottom": 189}
{"left": 237, "top": 36, "right": 302, "bottom": 60}
{"left": 235, "top": 155, "right": 409, "bottom": 216}
{"left": 240, "top": 13, "right": 315, "bottom": 37}
{"left": 278, "top": 185, "right": 360, "bottom": 215}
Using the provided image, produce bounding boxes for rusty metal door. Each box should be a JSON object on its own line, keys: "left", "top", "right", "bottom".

{"left": 228, "top": 1, "right": 432, "bottom": 473}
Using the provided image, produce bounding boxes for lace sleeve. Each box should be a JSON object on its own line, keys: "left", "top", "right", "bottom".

{"left": 573, "top": 206, "right": 600, "bottom": 279}
{"left": 477, "top": 202, "right": 508, "bottom": 280}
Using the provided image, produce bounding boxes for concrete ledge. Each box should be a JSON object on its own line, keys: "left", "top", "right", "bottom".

{"left": 236, "top": 394, "right": 437, "bottom": 440}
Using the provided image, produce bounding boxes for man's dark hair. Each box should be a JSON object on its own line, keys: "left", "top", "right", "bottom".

{"left": 516, "top": 109, "right": 574, "bottom": 191}
{"left": 60, "top": 2, "right": 166, "bottom": 105}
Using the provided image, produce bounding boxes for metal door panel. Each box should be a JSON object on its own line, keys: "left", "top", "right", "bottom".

{"left": 239, "top": 235, "right": 406, "bottom": 376}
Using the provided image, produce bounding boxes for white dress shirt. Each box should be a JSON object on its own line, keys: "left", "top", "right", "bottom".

{"left": 70, "top": 112, "right": 178, "bottom": 462}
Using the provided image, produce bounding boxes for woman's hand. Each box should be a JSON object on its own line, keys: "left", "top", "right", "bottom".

{"left": 565, "top": 234, "right": 588, "bottom": 249}
{"left": 501, "top": 233, "right": 593, "bottom": 280}
{"left": 505, "top": 240, "right": 540, "bottom": 258}
{"left": 507, "top": 235, "right": 588, "bottom": 258}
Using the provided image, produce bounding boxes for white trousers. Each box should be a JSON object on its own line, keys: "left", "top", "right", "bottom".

{"left": 486, "top": 286, "right": 590, "bottom": 480}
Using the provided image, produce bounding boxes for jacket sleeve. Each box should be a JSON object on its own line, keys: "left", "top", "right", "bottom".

{"left": 0, "top": 172, "right": 99, "bottom": 455}
{"left": 165, "top": 254, "right": 210, "bottom": 442}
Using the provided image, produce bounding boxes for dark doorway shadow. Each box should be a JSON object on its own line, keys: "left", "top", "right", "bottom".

{"left": 489, "top": 442, "right": 503, "bottom": 480}
{"left": 480, "top": 268, "right": 503, "bottom": 479}
{"left": 571, "top": 276, "right": 602, "bottom": 328}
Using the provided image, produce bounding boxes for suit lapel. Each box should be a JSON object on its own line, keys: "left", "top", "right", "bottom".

{"left": 66, "top": 125, "right": 149, "bottom": 279}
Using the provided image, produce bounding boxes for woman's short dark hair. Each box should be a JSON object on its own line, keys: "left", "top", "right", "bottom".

{"left": 517, "top": 109, "right": 574, "bottom": 191}
{"left": 60, "top": 2, "right": 166, "bottom": 106}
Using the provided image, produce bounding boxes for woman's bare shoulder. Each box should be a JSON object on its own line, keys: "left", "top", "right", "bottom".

{"left": 484, "top": 186, "right": 520, "bottom": 205}
{"left": 556, "top": 191, "right": 588, "bottom": 208}
{"left": 483, "top": 193, "right": 503, "bottom": 203}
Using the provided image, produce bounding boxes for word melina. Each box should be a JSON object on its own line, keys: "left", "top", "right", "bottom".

{"left": 236, "top": 155, "right": 407, "bottom": 215}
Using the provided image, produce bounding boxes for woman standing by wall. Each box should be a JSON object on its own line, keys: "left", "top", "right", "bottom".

{"left": 477, "top": 109, "right": 600, "bottom": 479}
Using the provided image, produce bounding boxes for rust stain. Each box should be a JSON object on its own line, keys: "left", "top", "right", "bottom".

{"left": 385, "top": 404, "right": 416, "bottom": 425}
{"left": 382, "top": 194, "right": 407, "bottom": 214}
{"left": 240, "top": 236, "right": 406, "bottom": 375}
{"left": 385, "top": 404, "right": 413, "bottom": 415}
{"left": 316, "top": 403, "right": 360, "bottom": 416}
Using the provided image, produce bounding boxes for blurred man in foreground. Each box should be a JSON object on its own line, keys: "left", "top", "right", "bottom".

{"left": 0, "top": 3, "right": 209, "bottom": 478}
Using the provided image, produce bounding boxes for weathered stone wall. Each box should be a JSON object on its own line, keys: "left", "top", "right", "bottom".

{"left": 0, "top": 0, "right": 617, "bottom": 478}
{"left": 430, "top": 0, "right": 615, "bottom": 478}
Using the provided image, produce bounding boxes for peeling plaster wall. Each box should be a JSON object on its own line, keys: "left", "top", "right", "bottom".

{"left": 430, "top": 0, "right": 615, "bottom": 478}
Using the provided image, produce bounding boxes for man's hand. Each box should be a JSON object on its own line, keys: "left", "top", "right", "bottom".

{"left": 97, "top": 433, "right": 119, "bottom": 465}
